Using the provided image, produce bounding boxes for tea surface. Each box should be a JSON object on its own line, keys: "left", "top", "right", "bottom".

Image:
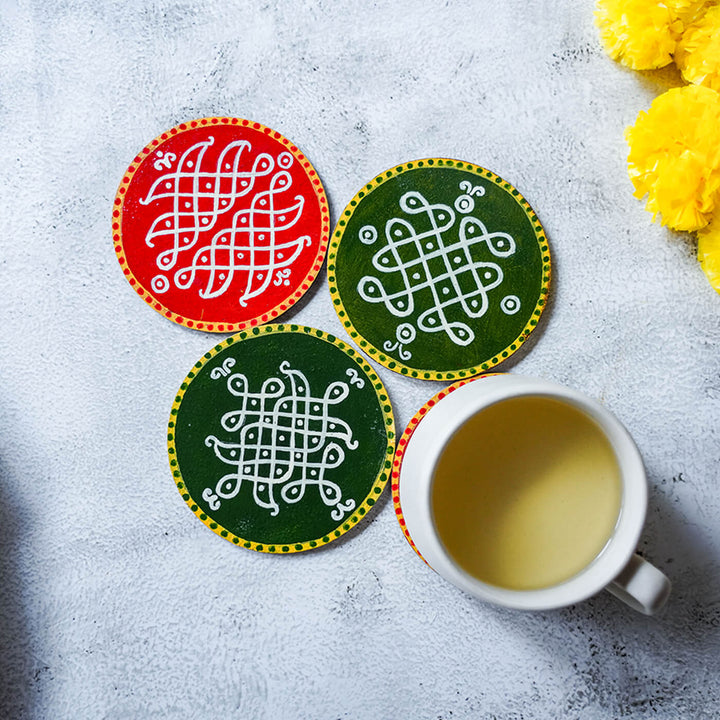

{"left": 432, "top": 395, "right": 622, "bottom": 590}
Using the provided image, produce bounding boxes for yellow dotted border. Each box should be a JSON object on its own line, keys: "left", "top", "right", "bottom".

{"left": 112, "top": 117, "right": 330, "bottom": 333}
{"left": 327, "top": 158, "right": 552, "bottom": 381}
{"left": 167, "top": 323, "right": 396, "bottom": 553}
{"left": 392, "top": 374, "right": 496, "bottom": 562}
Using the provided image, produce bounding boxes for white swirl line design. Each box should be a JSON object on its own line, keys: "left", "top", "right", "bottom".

{"left": 459, "top": 180, "right": 485, "bottom": 197}
{"left": 454, "top": 181, "right": 485, "bottom": 214}
{"left": 153, "top": 150, "right": 177, "bottom": 171}
{"left": 273, "top": 268, "right": 291, "bottom": 286}
{"left": 202, "top": 360, "right": 358, "bottom": 520}
{"left": 140, "top": 138, "right": 308, "bottom": 304}
{"left": 344, "top": 368, "right": 365, "bottom": 389}
{"left": 210, "top": 357, "right": 236, "bottom": 380}
{"left": 357, "top": 190, "right": 516, "bottom": 348}
{"left": 382, "top": 322, "right": 416, "bottom": 360}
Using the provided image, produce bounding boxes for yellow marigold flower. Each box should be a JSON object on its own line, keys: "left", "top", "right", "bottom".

{"left": 667, "top": 0, "right": 709, "bottom": 22}
{"left": 595, "top": 0, "right": 684, "bottom": 69}
{"left": 676, "top": 3, "right": 720, "bottom": 91}
{"left": 626, "top": 85, "right": 720, "bottom": 231}
{"left": 698, "top": 214, "right": 720, "bottom": 292}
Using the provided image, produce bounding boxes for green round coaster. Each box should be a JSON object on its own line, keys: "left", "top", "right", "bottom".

{"left": 328, "top": 159, "right": 551, "bottom": 380}
{"left": 168, "top": 324, "right": 395, "bottom": 552}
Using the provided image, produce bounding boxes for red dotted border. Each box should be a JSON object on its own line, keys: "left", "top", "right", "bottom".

{"left": 112, "top": 117, "right": 330, "bottom": 333}
{"left": 392, "top": 374, "right": 497, "bottom": 562}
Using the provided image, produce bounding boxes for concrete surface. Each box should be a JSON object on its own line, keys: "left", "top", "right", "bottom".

{"left": 0, "top": 1, "right": 719, "bottom": 718}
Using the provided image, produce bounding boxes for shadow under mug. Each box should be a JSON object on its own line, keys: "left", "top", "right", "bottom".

{"left": 396, "top": 374, "right": 671, "bottom": 614}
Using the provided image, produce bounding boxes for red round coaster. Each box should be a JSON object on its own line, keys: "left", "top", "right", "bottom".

{"left": 113, "top": 118, "right": 330, "bottom": 332}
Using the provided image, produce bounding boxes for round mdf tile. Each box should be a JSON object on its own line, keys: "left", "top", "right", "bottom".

{"left": 328, "top": 159, "right": 551, "bottom": 380}
{"left": 168, "top": 324, "right": 395, "bottom": 552}
{"left": 113, "top": 117, "right": 329, "bottom": 332}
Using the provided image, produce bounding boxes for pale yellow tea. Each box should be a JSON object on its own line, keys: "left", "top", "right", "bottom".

{"left": 431, "top": 396, "right": 622, "bottom": 590}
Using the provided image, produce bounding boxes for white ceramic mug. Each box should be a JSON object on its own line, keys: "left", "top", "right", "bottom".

{"left": 397, "top": 374, "right": 671, "bottom": 614}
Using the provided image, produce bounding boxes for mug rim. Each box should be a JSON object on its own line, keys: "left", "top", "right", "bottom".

{"left": 398, "top": 375, "right": 648, "bottom": 610}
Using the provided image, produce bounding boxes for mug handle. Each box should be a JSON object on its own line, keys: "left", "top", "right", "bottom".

{"left": 605, "top": 554, "right": 672, "bottom": 615}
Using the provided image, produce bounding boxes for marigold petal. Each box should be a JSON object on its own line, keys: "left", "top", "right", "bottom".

{"left": 676, "top": 3, "right": 720, "bottom": 91}
{"left": 626, "top": 85, "right": 720, "bottom": 230}
{"left": 595, "top": 0, "right": 684, "bottom": 69}
{"left": 667, "top": 0, "right": 710, "bottom": 22}
{"left": 698, "top": 214, "right": 720, "bottom": 292}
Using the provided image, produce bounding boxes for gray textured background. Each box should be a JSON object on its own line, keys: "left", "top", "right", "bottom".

{"left": 1, "top": 1, "right": 719, "bottom": 718}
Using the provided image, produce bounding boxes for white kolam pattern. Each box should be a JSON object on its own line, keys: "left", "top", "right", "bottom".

{"left": 202, "top": 359, "right": 362, "bottom": 520}
{"left": 357, "top": 185, "right": 521, "bottom": 357}
{"left": 140, "top": 136, "right": 310, "bottom": 305}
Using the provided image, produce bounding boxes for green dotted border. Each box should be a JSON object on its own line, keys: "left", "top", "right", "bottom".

{"left": 167, "top": 323, "right": 396, "bottom": 553}
{"left": 326, "top": 158, "right": 552, "bottom": 381}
